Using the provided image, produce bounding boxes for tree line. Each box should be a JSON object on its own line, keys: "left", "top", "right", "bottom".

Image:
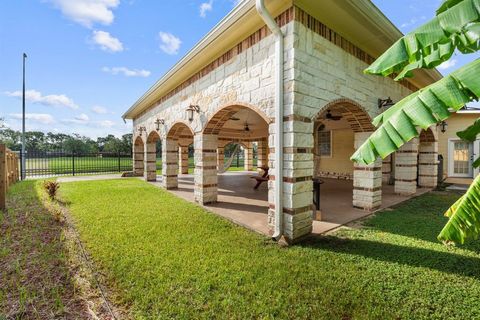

{"left": 0, "top": 122, "right": 133, "bottom": 154}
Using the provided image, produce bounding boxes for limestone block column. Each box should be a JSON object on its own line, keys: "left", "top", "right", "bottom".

{"left": 217, "top": 147, "right": 224, "bottom": 172}
{"left": 133, "top": 142, "right": 144, "bottom": 176}
{"left": 194, "top": 134, "right": 218, "bottom": 205}
{"left": 244, "top": 142, "right": 254, "bottom": 171}
{"left": 418, "top": 138, "right": 438, "bottom": 188}
{"left": 382, "top": 155, "right": 392, "bottom": 184}
{"left": 144, "top": 141, "right": 157, "bottom": 182}
{"left": 179, "top": 145, "right": 189, "bottom": 174}
{"left": 395, "top": 138, "right": 419, "bottom": 195}
{"left": 257, "top": 138, "right": 268, "bottom": 169}
{"left": 268, "top": 120, "right": 314, "bottom": 243}
{"left": 162, "top": 138, "right": 179, "bottom": 189}
{"left": 353, "top": 132, "right": 383, "bottom": 210}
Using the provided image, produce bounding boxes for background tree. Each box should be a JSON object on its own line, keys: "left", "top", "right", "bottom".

{"left": 351, "top": 0, "right": 480, "bottom": 244}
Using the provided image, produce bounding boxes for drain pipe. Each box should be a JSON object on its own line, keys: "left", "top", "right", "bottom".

{"left": 256, "top": 0, "right": 284, "bottom": 241}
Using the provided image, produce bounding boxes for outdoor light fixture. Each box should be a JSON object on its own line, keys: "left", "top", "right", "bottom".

{"left": 439, "top": 121, "right": 448, "bottom": 133}
{"left": 155, "top": 118, "right": 164, "bottom": 131}
{"left": 138, "top": 126, "right": 146, "bottom": 136}
{"left": 186, "top": 105, "right": 200, "bottom": 122}
{"left": 378, "top": 97, "right": 394, "bottom": 109}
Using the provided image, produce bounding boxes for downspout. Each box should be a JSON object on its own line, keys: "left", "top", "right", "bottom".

{"left": 256, "top": 0, "right": 284, "bottom": 241}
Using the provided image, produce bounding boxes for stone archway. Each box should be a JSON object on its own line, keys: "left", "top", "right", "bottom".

{"left": 145, "top": 131, "right": 161, "bottom": 181}
{"left": 162, "top": 122, "right": 195, "bottom": 189}
{"left": 196, "top": 104, "right": 270, "bottom": 205}
{"left": 133, "top": 135, "right": 145, "bottom": 176}
{"left": 312, "top": 99, "right": 381, "bottom": 211}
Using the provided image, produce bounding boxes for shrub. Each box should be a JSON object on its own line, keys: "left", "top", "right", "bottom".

{"left": 43, "top": 181, "right": 60, "bottom": 200}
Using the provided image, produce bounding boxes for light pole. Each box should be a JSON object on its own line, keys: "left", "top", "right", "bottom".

{"left": 21, "top": 53, "right": 27, "bottom": 180}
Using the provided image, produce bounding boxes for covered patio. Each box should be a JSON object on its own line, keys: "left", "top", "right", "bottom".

{"left": 150, "top": 171, "right": 429, "bottom": 236}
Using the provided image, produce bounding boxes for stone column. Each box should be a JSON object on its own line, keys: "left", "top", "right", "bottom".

{"left": 418, "top": 134, "right": 438, "bottom": 188}
{"left": 144, "top": 141, "right": 157, "bottom": 182}
{"left": 257, "top": 138, "right": 268, "bottom": 169}
{"left": 194, "top": 134, "right": 218, "bottom": 205}
{"left": 382, "top": 155, "right": 392, "bottom": 184}
{"left": 353, "top": 132, "right": 382, "bottom": 210}
{"left": 162, "top": 138, "right": 178, "bottom": 189}
{"left": 217, "top": 147, "right": 224, "bottom": 172}
{"left": 179, "top": 145, "right": 189, "bottom": 174}
{"left": 268, "top": 120, "right": 314, "bottom": 244}
{"left": 244, "top": 142, "right": 254, "bottom": 171}
{"left": 395, "top": 138, "right": 419, "bottom": 195}
{"left": 133, "top": 141, "right": 144, "bottom": 176}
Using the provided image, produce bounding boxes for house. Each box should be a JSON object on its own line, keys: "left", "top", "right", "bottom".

{"left": 438, "top": 108, "right": 480, "bottom": 185}
{"left": 122, "top": 0, "right": 442, "bottom": 243}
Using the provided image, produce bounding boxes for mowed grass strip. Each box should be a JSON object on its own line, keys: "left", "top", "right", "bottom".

{"left": 0, "top": 181, "right": 88, "bottom": 319}
{"left": 60, "top": 179, "right": 480, "bottom": 319}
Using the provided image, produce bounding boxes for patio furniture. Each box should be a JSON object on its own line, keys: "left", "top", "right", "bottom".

{"left": 313, "top": 178, "right": 324, "bottom": 210}
{"left": 251, "top": 166, "right": 269, "bottom": 190}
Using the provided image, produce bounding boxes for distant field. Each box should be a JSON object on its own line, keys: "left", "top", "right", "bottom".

{"left": 24, "top": 156, "right": 254, "bottom": 176}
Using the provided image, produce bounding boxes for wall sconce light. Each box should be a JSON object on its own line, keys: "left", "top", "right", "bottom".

{"left": 186, "top": 105, "right": 200, "bottom": 122}
{"left": 138, "top": 126, "right": 146, "bottom": 136}
{"left": 439, "top": 121, "right": 448, "bottom": 133}
{"left": 155, "top": 118, "right": 165, "bottom": 131}
{"left": 378, "top": 97, "right": 394, "bottom": 109}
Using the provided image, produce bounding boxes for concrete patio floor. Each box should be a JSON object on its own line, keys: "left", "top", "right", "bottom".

{"left": 149, "top": 171, "right": 430, "bottom": 236}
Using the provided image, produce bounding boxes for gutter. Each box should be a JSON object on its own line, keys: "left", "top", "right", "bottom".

{"left": 255, "top": 0, "right": 284, "bottom": 241}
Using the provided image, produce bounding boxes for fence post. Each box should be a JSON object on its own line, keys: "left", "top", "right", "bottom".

{"left": 118, "top": 151, "right": 121, "bottom": 172}
{"left": 0, "top": 145, "right": 6, "bottom": 210}
{"left": 72, "top": 150, "right": 75, "bottom": 176}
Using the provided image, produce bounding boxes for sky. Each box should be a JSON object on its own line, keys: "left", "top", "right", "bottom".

{"left": 0, "top": 0, "right": 478, "bottom": 139}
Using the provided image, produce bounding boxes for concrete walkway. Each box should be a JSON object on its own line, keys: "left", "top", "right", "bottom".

{"left": 150, "top": 172, "right": 430, "bottom": 236}
{"left": 57, "top": 174, "right": 124, "bottom": 183}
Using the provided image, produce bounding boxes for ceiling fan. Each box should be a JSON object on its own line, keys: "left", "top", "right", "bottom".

{"left": 244, "top": 122, "right": 250, "bottom": 132}
{"left": 324, "top": 110, "right": 343, "bottom": 121}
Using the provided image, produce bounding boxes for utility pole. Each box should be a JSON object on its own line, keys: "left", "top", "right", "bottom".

{"left": 21, "top": 53, "right": 27, "bottom": 180}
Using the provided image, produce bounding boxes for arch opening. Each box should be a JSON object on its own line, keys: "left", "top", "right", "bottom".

{"left": 144, "top": 131, "right": 161, "bottom": 181}
{"left": 133, "top": 136, "right": 145, "bottom": 176}
{"left": 195, "top": 104, "right": 270, "bottom": 207}
{"left": 418, "top": 127, "right": 439, "bottom": 188}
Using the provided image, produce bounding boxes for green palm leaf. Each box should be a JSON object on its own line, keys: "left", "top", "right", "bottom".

{"left": 365, "top": 0, "right": 480, "bottom": 80}
{"left": 457, "top": 117, "right": 480, "bottom": 141}
{"left": 438, "top": 174, "right": 480, "bottom": 244}
{"left": 351, "top": 59, "right": 480, "bottom": 165}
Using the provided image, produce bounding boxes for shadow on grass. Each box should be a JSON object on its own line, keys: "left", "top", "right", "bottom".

{"left": 301, "top": 235, "right": 480, "bottom": 279}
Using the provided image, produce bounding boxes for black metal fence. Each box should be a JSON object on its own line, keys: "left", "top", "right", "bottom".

{"left": 22, "top": 150, "right": 138, "bottom": 177}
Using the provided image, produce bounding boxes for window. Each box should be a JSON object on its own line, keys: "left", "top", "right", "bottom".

{"left": 317, "top": 130, "right": 332, "bottom": 157}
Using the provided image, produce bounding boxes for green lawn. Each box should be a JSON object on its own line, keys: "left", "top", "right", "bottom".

{"left": 26, "top": 157, "right": 249, "bottom": 176}
{"left": 58, "top": 179, "right": 480, "bottom": 319}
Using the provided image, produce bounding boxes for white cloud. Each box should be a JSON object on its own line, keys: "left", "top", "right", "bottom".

{"left": 400, "top": 16, "right": 426, "bottom": 29}
{"left": 200, "top": 0, "right": 213, "bottom": 18}
{"left": 158, "top": 32, "right": 181, "bottom": 55}
{"left": 75, "top": 113, "right": 90, "bottom": 122}
{"left": 5, "top": 89, "right": 78, "bottom": 109}
{"left": 91, "top": 105, "right": 108, "bottom": 114}
{"left": 92, "top": 30, "right": 123, "bottom": 52}
{"left": 437, "top": 59, "right": 458, "bottom": 70}
{"left": 102, "top": 66, "right": 151, "bottom": 77}
{"left": 49, "top": 0, "right": 120, "bottom": 28}
{"left": 10, "top": 113, "right": 55, "bottom": 125}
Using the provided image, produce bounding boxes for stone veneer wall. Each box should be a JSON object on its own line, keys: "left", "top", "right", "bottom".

{"left": 131, "top": 6, "right": 422, "bottom": 243}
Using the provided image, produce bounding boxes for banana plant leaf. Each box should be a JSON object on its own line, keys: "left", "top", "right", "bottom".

{"left": 438, "top": 174, "right": 480, "bottom": 244}
{"left": 457, "top": 117, "right": 480, "bottom": 141}
{"left": 365, "top": 0, "right": 480, "bottom": 80}
{"left": 351, "top": 59, "right": 480, "bottom": 165}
